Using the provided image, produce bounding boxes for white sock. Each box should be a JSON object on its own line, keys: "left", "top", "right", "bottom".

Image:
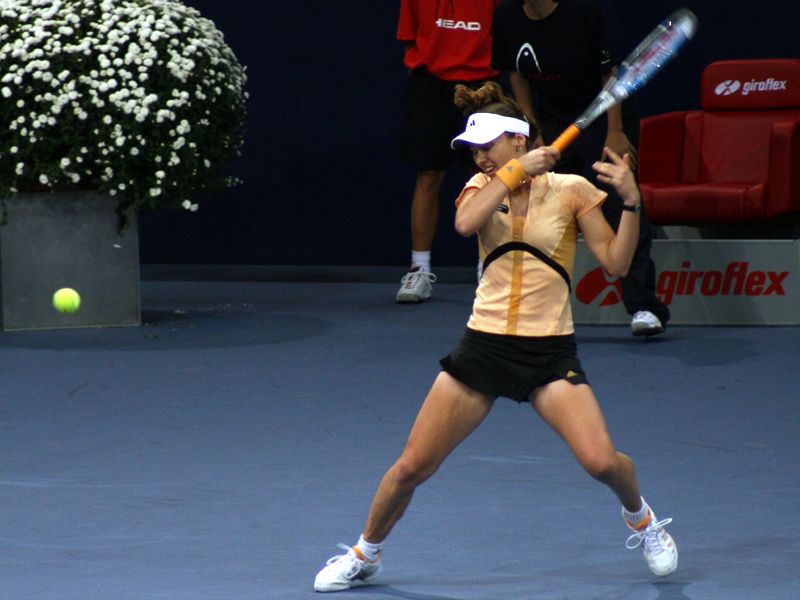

{"left": 411, "top": 251, "right": 431, "bottom": 273}
{"left": 356, "top": 534, "right": 383, "bottom": 562}
{"left": 623, "top": 497, "right": 652, "bottom": 529}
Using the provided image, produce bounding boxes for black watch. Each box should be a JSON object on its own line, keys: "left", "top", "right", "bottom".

{"left": 621, "top": 203, "right": 642, "bottom": 214}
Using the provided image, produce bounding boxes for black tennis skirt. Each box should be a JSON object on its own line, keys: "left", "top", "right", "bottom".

{"left": 439, "top": 328, "right": 588, "bottom": 403}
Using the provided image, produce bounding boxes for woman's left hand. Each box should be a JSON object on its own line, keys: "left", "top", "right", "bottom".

{"left": 592, "top": 147, "right": 641, "bottom": 207}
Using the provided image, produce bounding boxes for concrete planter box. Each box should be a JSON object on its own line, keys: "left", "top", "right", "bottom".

{"left": 0, "top": 192, "right": 141, "bottom": 330}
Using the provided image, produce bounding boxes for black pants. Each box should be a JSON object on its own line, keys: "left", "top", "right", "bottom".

{"left": 397, "top": 69, "right": 497, "bottom": 170}
{"left": 544, "top": 110, "right": 670, "bottom": 324}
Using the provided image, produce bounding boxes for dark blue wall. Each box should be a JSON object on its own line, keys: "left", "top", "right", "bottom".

{"left": 139, "top": 1, "right": 800, "bottom": 266}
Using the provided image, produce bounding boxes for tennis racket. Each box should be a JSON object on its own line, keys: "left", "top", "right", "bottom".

{"left": 552, "top": 8, "right": 699, "bottom": 152}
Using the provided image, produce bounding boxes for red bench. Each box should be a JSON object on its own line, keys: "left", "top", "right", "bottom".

{"left": 639, "top": 59, "right": 800, "bottom": 224}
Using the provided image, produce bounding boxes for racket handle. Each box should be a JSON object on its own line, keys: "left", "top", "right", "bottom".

{"left": 551, "top": 124, "right": 582, "bottom": 152}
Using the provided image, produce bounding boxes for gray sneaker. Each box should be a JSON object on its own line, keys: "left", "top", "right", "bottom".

{"left": 314, "top": 544, "right": 382, "bottom": 592}
{"left": 631, "top": 310, "right": 665, "bottom": 337}
{"left": 395, "top": 268, "right": 437, "bottom": 303}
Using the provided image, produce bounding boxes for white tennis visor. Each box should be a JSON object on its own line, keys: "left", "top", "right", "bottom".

{"left": 451, "top": 113, "right": 530, "bottom": 149}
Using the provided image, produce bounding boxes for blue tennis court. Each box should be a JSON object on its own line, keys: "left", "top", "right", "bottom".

{"left": 1, "top": 269, "right": 797, "bottom": 599}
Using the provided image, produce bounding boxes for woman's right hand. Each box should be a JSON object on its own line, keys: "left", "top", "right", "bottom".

{"left": 518, "top": 145, "right": 560, "bottom": 178}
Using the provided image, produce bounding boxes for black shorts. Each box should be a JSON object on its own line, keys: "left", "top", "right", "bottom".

{"left": 397, "top": 69, "right": 496, "bottom": 170}
{"left": 439, "top": 328, "right": 588, "bottom": 403}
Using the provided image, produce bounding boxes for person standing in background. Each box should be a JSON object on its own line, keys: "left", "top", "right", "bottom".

{"left": 395, "top": 0, "right": 501, "bottom": 303}
{"left": 492, "top": 0, "right": 670, "bottom": 336}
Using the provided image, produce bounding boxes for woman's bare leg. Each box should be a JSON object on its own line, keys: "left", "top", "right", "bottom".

{"left": 530, "top": 380, "right": 642, "bottom": 511}
{"left": 363, "top": 372, "right": 494, "bottom": 542}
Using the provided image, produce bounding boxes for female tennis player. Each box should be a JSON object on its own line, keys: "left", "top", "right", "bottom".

{"left": 314, "top": 81, "right": 677, "bottom": 593}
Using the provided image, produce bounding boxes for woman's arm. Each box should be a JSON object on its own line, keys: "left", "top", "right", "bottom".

{"left": 578, "top": 147, "right": 641, "bottom": 276}
{"left": 455, "top": 146, "right": 559, "bottom": 236}
{"left": 454, "top": 178, "right": 511, "bottom": 237}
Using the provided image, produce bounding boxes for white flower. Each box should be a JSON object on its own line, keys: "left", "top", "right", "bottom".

{"left": 155, "top": 109, "right": 174, "bottom": 123}
{"left": 0, "top": 0, "right": 246, "bottom": 210}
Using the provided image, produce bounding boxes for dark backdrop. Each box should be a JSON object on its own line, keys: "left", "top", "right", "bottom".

{"left": 138, "top": 1, "right": 800, "bottom": 267}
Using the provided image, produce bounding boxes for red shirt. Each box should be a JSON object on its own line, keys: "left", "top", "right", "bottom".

{"left": 397, "top": 0, "right": 500, "bottom": 82}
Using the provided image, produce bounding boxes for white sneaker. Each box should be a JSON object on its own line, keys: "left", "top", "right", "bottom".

{"left": 630, "top": 310, "right": 665, "bottom": 337}
{"left": 395, "top": 268, "right": 436, "bottom": 303}
{"left": 624, "top": 509, "right": 678, "bottom": 576}
{"left": 314, "top": 543, "right": 382, "bottom": 592}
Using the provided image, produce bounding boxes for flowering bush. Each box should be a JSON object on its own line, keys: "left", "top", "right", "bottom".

{"left": 0, "top": 0, "right": 247, "bottom": 214}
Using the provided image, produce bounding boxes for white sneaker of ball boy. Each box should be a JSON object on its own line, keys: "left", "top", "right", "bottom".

{"left": 395, "top": 267, "right": 437, "bottom": 303}
{"left": 630, "top": 310, "right": 665, "bottom": 337}
{"left": 314, "top": 499, "right": 677, "bottom": 592}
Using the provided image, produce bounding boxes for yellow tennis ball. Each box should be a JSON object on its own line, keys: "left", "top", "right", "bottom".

{"left": 53, "top": 288, "right": 81, "bottom": 314}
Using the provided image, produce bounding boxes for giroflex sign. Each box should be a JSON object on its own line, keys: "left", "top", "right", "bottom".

{"left": 715, "top": 77, "right": 789, "bottom": 96}
{"left": 577, "top": 261, "right": 790, "bottom": 307}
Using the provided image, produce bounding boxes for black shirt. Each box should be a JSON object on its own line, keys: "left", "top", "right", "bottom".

{"left": 492, "top": 0, "right": 615, "bottom": 134}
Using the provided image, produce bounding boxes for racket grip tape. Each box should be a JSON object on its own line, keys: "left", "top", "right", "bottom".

{"left": 551, "top": 124, "right": 582, "bottom": 152}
